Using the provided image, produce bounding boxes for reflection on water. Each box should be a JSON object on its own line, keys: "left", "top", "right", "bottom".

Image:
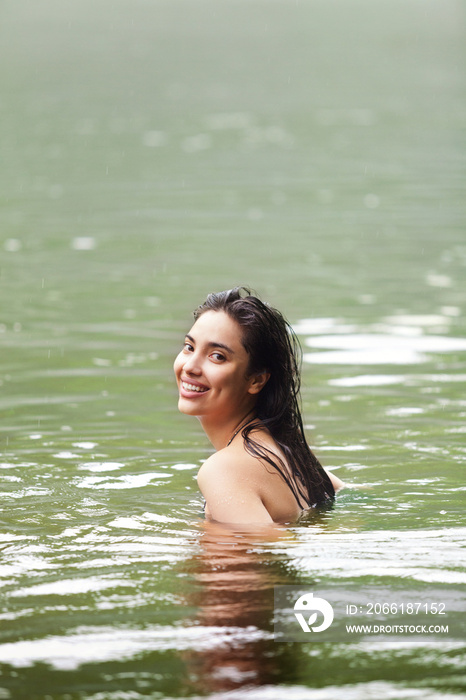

{"left": 181, "top": 522, "right": 286, "bottom": 694}
{"left": 296, "top": 312, "right": 466, "bottom": 365}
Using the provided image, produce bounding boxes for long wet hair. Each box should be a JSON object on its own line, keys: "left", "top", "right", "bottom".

{"left": 193, "top": 287, "right": 335, "bottom": 508}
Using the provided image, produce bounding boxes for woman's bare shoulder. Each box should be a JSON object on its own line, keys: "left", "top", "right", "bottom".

{"left": 197, "top": 443, "right": 259, "bottom": 481}
{"left": 197, "top": 447, "right": 273, "bottom": 525}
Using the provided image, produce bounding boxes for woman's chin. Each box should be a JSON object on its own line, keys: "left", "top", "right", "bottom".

{"left": 178, "top": 396, "right": 202, "bottom": 415}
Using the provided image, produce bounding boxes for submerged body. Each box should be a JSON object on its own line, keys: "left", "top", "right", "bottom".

{"left": 174, "top": 289, "right": 343, "bottom": 526}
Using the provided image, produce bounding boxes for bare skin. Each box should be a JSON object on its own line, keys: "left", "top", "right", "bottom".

{"left": 173, "top": 310, "right": 343, "bottom": 526}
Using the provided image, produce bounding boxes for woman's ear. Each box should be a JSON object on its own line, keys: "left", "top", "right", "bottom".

{"left": 248, "top": 370, "right": 271, "bottom": 395}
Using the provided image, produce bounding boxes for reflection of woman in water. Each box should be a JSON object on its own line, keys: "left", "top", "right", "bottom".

{"left": 174, "top": 287, "right": 343, "bottom": 525}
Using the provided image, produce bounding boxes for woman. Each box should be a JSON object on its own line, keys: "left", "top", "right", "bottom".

{"left": 173, "top": 287, "right": 343, "bottom": 525}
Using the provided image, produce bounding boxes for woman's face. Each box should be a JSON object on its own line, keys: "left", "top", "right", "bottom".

{"left": 173, "top": 310, "right": 261, "bottom": 422}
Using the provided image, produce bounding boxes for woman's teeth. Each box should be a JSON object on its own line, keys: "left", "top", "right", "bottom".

{"left": 182, "top": 381, "right": 207, "bottom": 393}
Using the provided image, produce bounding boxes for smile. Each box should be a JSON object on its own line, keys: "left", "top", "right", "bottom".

{"left": 181, "top": 381, "right": 209, "bottom": 393}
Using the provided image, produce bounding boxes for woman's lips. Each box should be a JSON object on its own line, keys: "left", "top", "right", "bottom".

{"left": 180, "top": 379, "right": 209, "bottom": 396}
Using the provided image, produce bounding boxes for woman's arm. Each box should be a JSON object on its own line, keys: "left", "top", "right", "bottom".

{"left": 326, "top": 468, "right": 345, "bottom": 492}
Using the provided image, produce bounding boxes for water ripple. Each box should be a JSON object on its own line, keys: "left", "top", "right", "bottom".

{"left": 75, "top": 472, "right": 172, "bottom": 489}
{"left": 0, "top": 624, "right": 272, "bottom": 670}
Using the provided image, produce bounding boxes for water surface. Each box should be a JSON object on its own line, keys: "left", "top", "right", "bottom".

{"left": 1, "top": 0, "right": 465, "bottom": 697}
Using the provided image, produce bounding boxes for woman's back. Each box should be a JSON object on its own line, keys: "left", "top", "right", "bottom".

{"left": 198, "top": 426, "right": 344, "bottom": 524}
{"left": 199, "top": 430, "right": 305, "bottom": 524}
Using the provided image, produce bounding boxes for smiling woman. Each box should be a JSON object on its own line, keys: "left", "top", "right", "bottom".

{"left": 173, "top": 287, "right": 343, "bottom": 525}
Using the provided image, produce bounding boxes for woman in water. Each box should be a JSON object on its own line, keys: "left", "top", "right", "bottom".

{"left": 174, "top": 287, "right": 343, "bottom": 525}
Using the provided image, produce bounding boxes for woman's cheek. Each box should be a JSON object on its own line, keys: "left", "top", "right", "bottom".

{"left": 173, "top": 353, "right": 183, "bottom": 376}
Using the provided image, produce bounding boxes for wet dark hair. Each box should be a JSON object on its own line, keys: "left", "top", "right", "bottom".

{"left": 194, "top": 286, "right": 335, "bottom": 508}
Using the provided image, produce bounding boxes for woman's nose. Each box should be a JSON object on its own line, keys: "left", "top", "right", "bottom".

{"left": 183, "top": 353, "right": 201, "bottom": 375}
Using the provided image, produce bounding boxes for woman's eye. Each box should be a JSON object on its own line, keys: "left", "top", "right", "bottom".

{"left": 211, "top": 352, "right": 225, "bottom": 362}
{"left": 184, "top": 342, "right": 194, "bottom": 352}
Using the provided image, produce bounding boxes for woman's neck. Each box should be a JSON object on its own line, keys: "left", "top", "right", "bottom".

{"left": 200, "top": 409, "right": 256, "bottom": 451}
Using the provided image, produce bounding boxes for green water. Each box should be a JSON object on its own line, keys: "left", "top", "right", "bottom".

{"left": 1, "top": 0, "right": 465, "bottom": 697}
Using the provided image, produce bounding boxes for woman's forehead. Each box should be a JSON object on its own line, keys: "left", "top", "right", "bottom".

{"left": 189, "top": 311, "right": 245, "bottom": 350}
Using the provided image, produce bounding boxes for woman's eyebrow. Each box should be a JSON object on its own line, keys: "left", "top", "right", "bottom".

{"left": 185, "top": 334, "right": 235, "bottom": 354}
